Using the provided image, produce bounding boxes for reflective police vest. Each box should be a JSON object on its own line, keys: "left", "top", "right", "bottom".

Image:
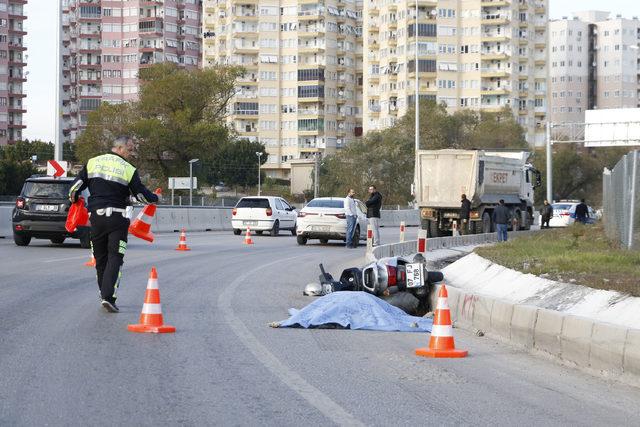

{"left": 87, "top": 154, "right": 136, "bottom": 187}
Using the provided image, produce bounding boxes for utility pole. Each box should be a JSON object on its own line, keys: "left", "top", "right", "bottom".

{"left": 546, "top": 122, "right": 553, "bottom": 202}
{"left": 314, "top": 152, "right": 320, "bottom": 199}
{"left": 54, "top": 0, "right": 63, "bottom": 161}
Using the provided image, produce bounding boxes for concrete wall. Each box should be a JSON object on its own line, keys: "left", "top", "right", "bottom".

{"left": 0, "top": 206, "right": 418, "bottom": 239}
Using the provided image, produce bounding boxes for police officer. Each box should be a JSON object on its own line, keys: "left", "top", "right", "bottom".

{"left": 69, "top": 137, "right": 159, "bottom": 313}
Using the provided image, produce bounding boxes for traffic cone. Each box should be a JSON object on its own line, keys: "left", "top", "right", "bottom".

{"left": 415, "top": 284, "right": 468, "bottom": 358}
{"left": 175, "top": 228, "right": 191, "bottom": 251}
{"left": 128, "top": 267, "right": 175, "bottom": 334}
{"left": 84, "top": 250, "right": 96, "bottom": 267}
{"left": 129, "top": 204, "right": 157, "bottom": 242}
{"left": 244, "top": 227, "right": 254, "bottom": 245}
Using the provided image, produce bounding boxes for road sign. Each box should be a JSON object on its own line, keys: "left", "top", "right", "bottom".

{"left": 168, "top": 177, "right": 197, "bottom": 190}
{"left": 47, "top": 160, "right": 68, "bottom": 177}
{"left": 584, "top": 108, "right": 640, "bottom": 147}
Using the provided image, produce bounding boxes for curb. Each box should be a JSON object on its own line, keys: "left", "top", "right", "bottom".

{"left": 370, "top": 233, "right": 640, "bottom": 387}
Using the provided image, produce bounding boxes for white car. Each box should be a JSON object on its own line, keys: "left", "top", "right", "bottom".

{"left": 296, "top": 197, "right": 368, "bottom": 245}
{"left": 231, "top": 196, "right": 297, "bottom": 236}
{"left": 548, "top": 201, "right": 597, "bottom": 227}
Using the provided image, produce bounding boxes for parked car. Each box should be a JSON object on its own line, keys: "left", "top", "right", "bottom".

{"left": 231, "top": 196, "right": 297, "bottom": 236}
{"left": 12, "top": 176, "right": 91, "bottom": 247}
{"left": 296, "top": 197, "right": 368, "bottom": 245}
{"left": 549, "top": 201, "right": 597, "bottom": 227}
{"left": 214, "top": 182, "right": 230, "bottom": 192}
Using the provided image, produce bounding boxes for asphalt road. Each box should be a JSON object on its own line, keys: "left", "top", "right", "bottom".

{"left": 1, "top": 227, "right": 639, "bottom": 426}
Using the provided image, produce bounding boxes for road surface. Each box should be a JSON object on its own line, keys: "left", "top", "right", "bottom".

{"left": 1, "top": 227, "right": 639, "bottom": 426}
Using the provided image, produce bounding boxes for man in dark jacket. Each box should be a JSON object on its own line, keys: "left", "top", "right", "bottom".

{"left": 575, "top": 199, "right": 589, "bottom": 224}
{"left": 365, "top": 185, "right": 382, "bottom": 246}
{"left": 460, "top": 194, "right": 471, "bottom": 235}
{"left": 492, "top": 199, "right": 511, "bottom": 242}
{"left": 540, "top": 200, "right": 553, "bottom": 229}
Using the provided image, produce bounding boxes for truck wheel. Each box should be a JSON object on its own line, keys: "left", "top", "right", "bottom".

{"left": 482, "top": 212, "right": 493, "bottom": 234}
{"left": 524, "top": 212, "right": 533, "bottom": 230}
{"left": 427, "top": 220, "right": 441, "bottom": 238}
{"left": 469, "top": 221, "right": 478, "bottom": 235}
{"left": 511, "top": 211, "right": 521, "bottom": 231}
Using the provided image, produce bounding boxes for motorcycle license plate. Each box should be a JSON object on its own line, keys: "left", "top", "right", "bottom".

{"left": 406, "top": 263, "right": 424, "bottom": 288}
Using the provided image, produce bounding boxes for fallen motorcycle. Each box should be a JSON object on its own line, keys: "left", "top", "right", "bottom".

{"left": 305, "top": 254, "right": 444, "bottom": 314}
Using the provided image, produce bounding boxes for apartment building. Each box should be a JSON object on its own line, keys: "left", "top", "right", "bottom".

{"left": 60, "top": 0, "right": 201, "bottom": 143}
{"left": 362, "top": 0, "right": 548, "bottom": 146}
{"left": 0, "top": 0, "right": 27, "bottom": 145}
{"left": 202, "top": 0, "right": 363, "bottom": 180}
{"left": 549, "top": 12, "right": 640, "bottom": 125}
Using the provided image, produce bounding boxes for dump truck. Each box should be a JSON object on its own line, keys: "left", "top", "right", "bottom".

{"left": 414, "top": 149, "right": 541, "bottom": 237}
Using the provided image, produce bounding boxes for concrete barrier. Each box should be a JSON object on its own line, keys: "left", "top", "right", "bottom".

{"left": 0, "top": 206, "right": 411, "bottom": 238}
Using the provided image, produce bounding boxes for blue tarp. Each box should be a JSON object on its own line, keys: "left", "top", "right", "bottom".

{"left": 277, "top": 292, "right": 433, "bottom": 332}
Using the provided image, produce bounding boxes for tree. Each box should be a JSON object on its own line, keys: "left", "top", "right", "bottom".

{"left": 76, "top": 63, "right": 244, "bottom": 189}
{"left": 204, "top": 139, "right": 267, "bottom": 188}
{"left": 320, "top": 102, "right": 529, "bottom": 205}
{"left": 531, "top": 145, "right": 630, "bottom": 206}
{"left": 0, "top": 160, "right": 38, "bottom": 195}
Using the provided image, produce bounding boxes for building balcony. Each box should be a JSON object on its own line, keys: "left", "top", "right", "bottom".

{"left": 298, "top": 96, "right": 324, "bottom": 103}
{"left": 482, "top": 51, "right": 509, "bottom": 60}
{"left": 480, "top": 68, "right": 510, "bottom": 78}
{"left": 481, "top": 87, "right": 510, "bottom": 96}
{"left": 235, "top": 91, "right": 258, "bottom": 99}
{"left": 481, "top": 14, "right": 510, "bottom": 25}
{"left": 481, "top": 0, "right": 508, "bottom": 6}
{"left": 481, "top": 34, "right": 509, "bottom": 42}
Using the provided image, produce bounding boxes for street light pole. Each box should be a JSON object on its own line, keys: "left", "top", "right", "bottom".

{"left": 546, "top": 122, "right": 553, "bottom": 202}
{"left": 189, "top": 158, "right": 199, "bottom": 206}
{"left": 414, "top": 0, "right": 419, "bottom": 155}
{"left": 256, "top": 152, "right": 263, "bottom": 196}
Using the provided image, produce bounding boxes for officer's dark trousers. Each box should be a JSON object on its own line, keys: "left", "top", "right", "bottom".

{"left": 90, "top": 213, "right": 129, "bottom": 303}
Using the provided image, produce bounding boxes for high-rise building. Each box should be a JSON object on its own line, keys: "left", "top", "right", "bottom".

{"left": 362, "top": 0, "right": 548, "bottom": 146}
{"left": 202, "top": 0, "right": 363, "bottom": 180}
{"left": 549, "top": 12, "right": 640, "bottom": 125}
{"left": 0, "top": 0, "right": 27, "bottom": 145}
{"left": 60, "top": 0, "right": 202, "bottom": 143}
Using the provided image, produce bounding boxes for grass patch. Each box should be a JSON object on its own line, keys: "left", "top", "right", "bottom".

{"left": 475, "top": 223, "right": 640, "bottom": 297}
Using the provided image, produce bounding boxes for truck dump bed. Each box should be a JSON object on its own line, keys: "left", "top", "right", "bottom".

{"left": 415, "top": 149, "right": 529, "bottom": 208}
{"left": 415, "top": 150, "right": 478, "bottom": 208}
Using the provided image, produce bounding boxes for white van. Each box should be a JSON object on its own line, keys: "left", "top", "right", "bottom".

{"left": 231, "top": 196, "right": 297, "bottom": 236}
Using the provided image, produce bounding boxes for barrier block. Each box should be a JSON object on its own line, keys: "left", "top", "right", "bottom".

{"left": 457, "top": 293, "right": 477, "bottom": 328}
{"left": 560, "top": 315, "right": 594, "bottom": 367}
{"left": 623, "top": 328, "right": 640, "bottom": 377}
{"left": 445, "top": 286, "right": 462, "bottom": 323}
{"left": 490, "top": 299, "right": 514, "bottom": 340}
{"left": 534, "top": 308, "right": 564, "bottom": 357}
{"left": 590, "top": 323, "right": 627, "bottom": 373}
{"left": 511, "top": 304, "right": 538, "bottom": 348}
{"left": 471, "top": 294, "right": 494, "bottom": 332}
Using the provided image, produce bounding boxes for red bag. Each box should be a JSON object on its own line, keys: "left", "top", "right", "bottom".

{"left": 65, "top": 197, "right": 89, "bottom": 233}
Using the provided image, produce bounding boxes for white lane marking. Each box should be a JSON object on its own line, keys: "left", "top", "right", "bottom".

{"left": 218, "top": 253, "right": 365, "bottom": 427}
{"left": 43, "top": 255, "right": 88, "bottom": 263}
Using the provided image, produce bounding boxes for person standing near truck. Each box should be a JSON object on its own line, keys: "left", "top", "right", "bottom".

{"left": 365, "top": 185, "right": 382, "bottom": 246}
{"left": 540, "top": 200, "right": 553, "bottom": 229}
{"left": 344, "top": 188, "right": 358, "bottom": 248}
{"left": 492, "top": 199, "right": 511, "bottom": 242}
{"left": 459, "top": 194, "right": 471, "bottom": 235}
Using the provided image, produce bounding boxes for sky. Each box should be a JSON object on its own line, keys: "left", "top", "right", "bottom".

{"left": 22, "top": 0, "right": 640, "bottom": 142}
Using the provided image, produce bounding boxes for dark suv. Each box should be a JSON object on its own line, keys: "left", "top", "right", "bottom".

{"left": 12, "top": 176, "right": 91, "bottom": 247}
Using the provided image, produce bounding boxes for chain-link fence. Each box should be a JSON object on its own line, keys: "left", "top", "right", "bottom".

{"left": 602, "top": 150, "right": 639, "bottom": 250}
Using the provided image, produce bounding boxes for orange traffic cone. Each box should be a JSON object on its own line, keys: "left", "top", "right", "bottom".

{"left": 243, "top": 227, "right": 254, "bottom": 245}
{"left": 84, "top": 250, "right": 96, "bottom": 267}
{"left": 175, "top": 228, "right": 191, "bottom": 251}
{"left": 415, "top": 284, "right": 468, "bottom": 358}
{"left": 129, "top": 204, "right": 157, "bottom": 242}
{"left": 128, "top": 267, "right": 175, "bottom": 334}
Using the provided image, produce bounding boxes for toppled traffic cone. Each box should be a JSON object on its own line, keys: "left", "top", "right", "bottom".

{"left": 84, "top": 250, "right": 96, "bottom": 267}
{"left": 128, "top": 267, "right": 175, "bottom": 334}
{"left": 66, "top": 197, "right": 89, "bottom": 233}
{"left": 415, "top": 284, "right": 468, "bottom": 358}
{"left": 244, "top": 227, "right": 254, "bottom": 245}
{"left": 175, "top": 228, "right": 191, "bottom": 251}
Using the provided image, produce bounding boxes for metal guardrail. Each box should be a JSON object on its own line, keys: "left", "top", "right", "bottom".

{"left": 602, "top": 150, "right": 639, "bottom": 250}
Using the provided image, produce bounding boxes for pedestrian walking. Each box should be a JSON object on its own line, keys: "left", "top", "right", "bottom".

{"left": 540, "top": 200, "right": 553, "bottom": 229}
{"left": 575, "top": 199, "right": 589, "bottom": 224}
{"left": 69, "top": 136, "right": 159, "bottom": 313}
{"left": 459, "top": 194, "right": 471, "bottom": 235}
{"left": 365, "top": 185, "right": 382, "bottom": 246}
{"left": 344, "top": 188, "right": 358, "bottom": 248}
{"left": 492, "top": 199, "right": 511, "bottom": 242}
